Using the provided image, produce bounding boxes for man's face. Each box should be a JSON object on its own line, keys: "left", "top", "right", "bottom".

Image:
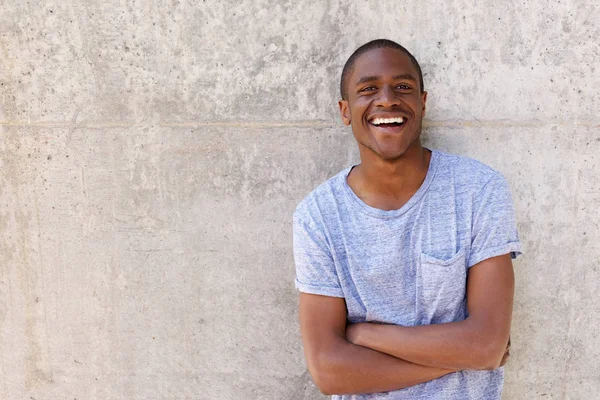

{"left": 339, "top": 47, "right": 427, "bottom": 161}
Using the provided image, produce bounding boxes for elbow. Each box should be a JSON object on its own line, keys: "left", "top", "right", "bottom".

{"left": 306, "top": 364, "right": 331, "bottom": 395}
{"left": 477, "top": 355, "right": 501, "bottom": 371}
{"left": 465, "top": 318, "right": 509, "bottom": 371}
{"left": 474, "top": 339, "right": 508, "bottom": 371}
{"left": 307, "top": 359, "right": 338, "bottom": 395}
{"left": 316, "top": 381, "right": 336, "bottom": 396}
{"left": 306, "top": 349, "right": 345, "bottom": 395}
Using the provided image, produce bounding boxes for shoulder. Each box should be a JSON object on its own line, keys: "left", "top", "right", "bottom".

{"left": 293, "top": 167, "right": 349, "bottom": 225}
{"left": 433, "top": 150, "right": 506, "bottom": 191}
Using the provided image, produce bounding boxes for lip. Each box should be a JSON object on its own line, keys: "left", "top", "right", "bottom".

{"left": 368, "top": 121, "right": 407, "bottom": 135}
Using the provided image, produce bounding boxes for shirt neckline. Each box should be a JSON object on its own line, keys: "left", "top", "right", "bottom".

{"left": 341, "top": 148, "right": 440, "bottom": 219}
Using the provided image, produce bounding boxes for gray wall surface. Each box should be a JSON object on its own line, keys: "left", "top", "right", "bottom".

{"left": 1, "top": 0, "right": 599, "bottom": 399}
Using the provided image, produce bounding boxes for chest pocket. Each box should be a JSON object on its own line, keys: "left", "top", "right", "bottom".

{"left": 415, "top": 248, "right": 468, "bottom": 325}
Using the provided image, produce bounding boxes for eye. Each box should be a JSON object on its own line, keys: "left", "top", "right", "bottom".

{"left": 395, "top": 84, "right": 411, "bottom": 90}
{"left": 359, "top": 86, "right": 377, "bottom": 93}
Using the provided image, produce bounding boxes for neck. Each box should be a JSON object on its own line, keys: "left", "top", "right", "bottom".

{"left": 347, "top": 143, "right": 432, "bottom": 209}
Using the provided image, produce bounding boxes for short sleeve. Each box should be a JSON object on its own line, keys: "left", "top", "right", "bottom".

{"left": 293, "top": 211, "right": 344, "bottom": 298}
{"left": 468, "top": 172, "right": 523, "bottom": 268}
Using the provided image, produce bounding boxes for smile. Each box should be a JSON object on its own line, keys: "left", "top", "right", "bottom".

{"left": 368, "top": 116, "right": 407, "bottom": 133}
{"left": 370, "top": 117, "right": 405, "bottom": 126}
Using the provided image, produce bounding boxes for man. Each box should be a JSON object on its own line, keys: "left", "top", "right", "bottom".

{"left": 292, "top": 39, "right": 522, "bottom": 399}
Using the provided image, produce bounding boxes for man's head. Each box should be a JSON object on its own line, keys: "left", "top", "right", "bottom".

{"left": 338, "top": 39, "right": 427, "bottom": 161}
{"left": 340, "top": 39, "right": 424, "bottom": 100}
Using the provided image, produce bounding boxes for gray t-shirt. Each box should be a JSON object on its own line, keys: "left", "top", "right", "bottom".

{"left": 293, "top": 149, "right": 522, "bottom": 400}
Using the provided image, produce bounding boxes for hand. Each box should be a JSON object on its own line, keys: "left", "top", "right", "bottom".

{"left": 499, "top": 338, "right": 511, "bottom": 367}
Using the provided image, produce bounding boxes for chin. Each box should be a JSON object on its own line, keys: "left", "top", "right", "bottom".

{"left": 380, "top": 137, "right": 422, "bottom": 158}
{"left": 380, "top": 142, "right": 414, "bottom": 158}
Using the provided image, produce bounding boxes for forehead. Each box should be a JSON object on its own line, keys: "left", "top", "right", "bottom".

{"left": 350, "top": 47, "right": 417, "bottom": 84}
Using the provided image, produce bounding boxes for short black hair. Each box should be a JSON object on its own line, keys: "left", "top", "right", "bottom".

{"left": 340, "top": 39, "right": 424, "bottom": 100}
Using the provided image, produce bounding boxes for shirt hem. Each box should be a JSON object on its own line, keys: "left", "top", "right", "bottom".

{"left": 295, "top": 279, "right": 345, "bottom": 298}
{"left": 468, "top": 242, "right": 523, "bottom": 268}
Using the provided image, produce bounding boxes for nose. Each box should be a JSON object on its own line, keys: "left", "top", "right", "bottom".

{"left": 375, "top": 84, "right": 399, "bottom": 108}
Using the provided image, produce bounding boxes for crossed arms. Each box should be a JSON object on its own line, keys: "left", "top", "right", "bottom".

{"left": 299, "top": 253, "right": 514, "bottom": 395}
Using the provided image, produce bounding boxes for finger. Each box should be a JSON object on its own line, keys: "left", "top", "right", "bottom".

{"left": 499, "top": 350, "right": 510, "bottom": 367}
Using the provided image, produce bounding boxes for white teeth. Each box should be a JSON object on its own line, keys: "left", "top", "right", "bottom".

{"left": 371, "top": 117, "right": 405, "bottom": 125}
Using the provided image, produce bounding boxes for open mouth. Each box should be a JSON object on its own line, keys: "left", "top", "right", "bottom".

{"left": 368, "top": 116, "right": 407, "bottom": 132}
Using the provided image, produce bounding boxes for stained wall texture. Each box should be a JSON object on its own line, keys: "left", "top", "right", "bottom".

{"left": 1, "top": 1, "right": 599, "bottom": 399}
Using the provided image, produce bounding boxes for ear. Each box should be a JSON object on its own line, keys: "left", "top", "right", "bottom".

{"left": 421, "top": 91, "right": 428, "bottom": 118}
{"left": 338, "top": 99, "right": 351, "bottom": 126}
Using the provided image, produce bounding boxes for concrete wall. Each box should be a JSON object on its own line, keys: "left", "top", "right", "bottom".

{"left": 1, "top": 1, "right": 598, "bottom": 398}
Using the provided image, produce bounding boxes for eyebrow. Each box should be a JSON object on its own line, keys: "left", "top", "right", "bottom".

{"left": 355, "top": 74, "right": 417, "bottom": 85}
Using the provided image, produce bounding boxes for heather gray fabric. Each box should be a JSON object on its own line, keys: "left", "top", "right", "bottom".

{"left": 293, "top": 149, "right": 522, "bottom": 400}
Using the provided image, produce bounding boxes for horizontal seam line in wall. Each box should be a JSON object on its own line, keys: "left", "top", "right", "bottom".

{"left": 0, "top": 120, "right": 599, "bottom": 128}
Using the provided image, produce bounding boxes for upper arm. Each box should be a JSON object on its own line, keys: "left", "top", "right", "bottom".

{"left": 465, "top": 171, "right": 520, "bottom": 359}
{"left": 294, "top": 208, "right": 348, "bottom": 372}
{"left": 299, "top": 293, "right": 348, "bottom": 374}
{"left": 293, "top": 207, "right": 349, "bottom": 381}
{"left": 466, "top": 253, "right": 514, "bottom": 355}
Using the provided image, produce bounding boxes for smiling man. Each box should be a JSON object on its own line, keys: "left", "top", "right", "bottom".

{"left": 292, "top": 39, "right": 522, "bottom": 399}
